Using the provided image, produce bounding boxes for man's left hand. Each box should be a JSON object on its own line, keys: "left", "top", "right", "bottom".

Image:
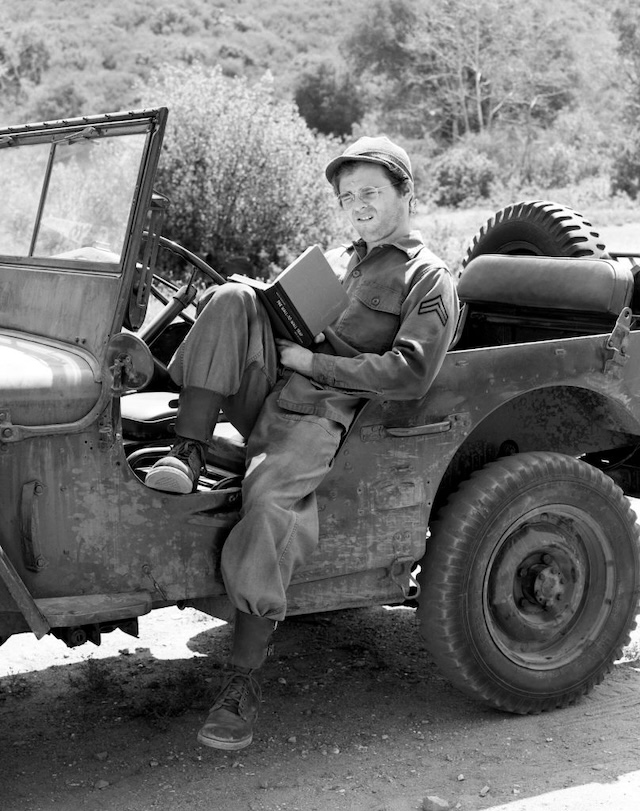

{"left": 276, "top": 339, "right": 315, "bottom": 376}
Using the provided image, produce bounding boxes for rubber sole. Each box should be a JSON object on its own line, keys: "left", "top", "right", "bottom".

{"left": 145, "top": 464, "right": 194, "bottom": 494}
{"left": 196, "top": 729, "right": 253, "bottom": 750}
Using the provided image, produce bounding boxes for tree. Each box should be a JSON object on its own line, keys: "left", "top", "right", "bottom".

{"left": 344, "top": 0, "right": 579, "bottom": 144}
{"left": 611, "top": 2, "right": 640, "bottom": 197}
{"left": 136, "top": 64, "right": 343, "bottom": 277}
{"left": 0, "top": 26, "right": 50, "bottom": 109}
{"left": 294, "top": 62, "right": 365, "bottom": 137}
{"left": 612, "top": 2, "right": 640, "bottom": 112}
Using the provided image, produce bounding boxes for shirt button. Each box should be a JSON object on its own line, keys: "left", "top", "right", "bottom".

{"left": 352, "top": 269, "right": 361, "bottom": 277}
{"left": 371, "top": 296, "right": 380, "bottom": 306}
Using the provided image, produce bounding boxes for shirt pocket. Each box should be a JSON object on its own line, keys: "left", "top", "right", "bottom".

{"left": 342, "top": 281, "right": 404, "bottom": 353}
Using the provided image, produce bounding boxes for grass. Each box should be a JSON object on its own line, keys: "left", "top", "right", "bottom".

{"left": 67, "top": 657, "right": 120, "bottom": 697}
{"left": 0, "top": 670, "right": 34, "bottom": 700}
{"left": 414, "top": 205, "right": 494, "bottom": 273}
{"left": 127, "top": 668, "right": 212, "bottom": 723}
{"left": 63, "top": 655, "right": 215, "bottom": 727}
{"left": 620, "top": 642, "right": 640, "bottom": 664}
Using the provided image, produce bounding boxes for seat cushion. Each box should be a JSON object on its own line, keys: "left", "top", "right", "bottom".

{"left": 458, "top": 255, "right": 634, "bottom": 315}
{"left": 121, "top": 391, "right": 179, "bottom": 440}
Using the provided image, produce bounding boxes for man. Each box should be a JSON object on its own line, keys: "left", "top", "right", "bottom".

{"left": 146, "top": 135, "right": 459, "bottom": 750}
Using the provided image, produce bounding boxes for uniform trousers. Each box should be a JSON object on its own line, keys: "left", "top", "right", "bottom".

{"left": 168, "top": 283, "right": 349, "bottom": 621}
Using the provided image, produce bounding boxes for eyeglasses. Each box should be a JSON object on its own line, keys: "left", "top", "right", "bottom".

{"left": 336, "top": 182, "right": 402, "bottom": 210}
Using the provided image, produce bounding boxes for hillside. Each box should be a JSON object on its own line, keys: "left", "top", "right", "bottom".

{"left": 2, "top": 0, "right": 624, "bottom": 123}
{"left": 2, "top": 0, "right": 638, "bottom": 226}
{"left": 1, "top": 0, "right": 367, "bottom": 123}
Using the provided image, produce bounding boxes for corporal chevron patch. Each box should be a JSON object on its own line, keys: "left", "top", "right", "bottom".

{"left": 418, "top": 294, "right": 449, "bottom": 325}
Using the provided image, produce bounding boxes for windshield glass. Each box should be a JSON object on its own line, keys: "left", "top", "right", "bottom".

{"left": 0, "top": 145, "right": 49, "bottom": 255}
{"left": 0, "top": 132, "right": 146, "bottom": 267}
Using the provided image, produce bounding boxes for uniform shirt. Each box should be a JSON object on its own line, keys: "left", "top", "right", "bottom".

{"left": 277, "top": 231, "right": 459, "bottom": 428}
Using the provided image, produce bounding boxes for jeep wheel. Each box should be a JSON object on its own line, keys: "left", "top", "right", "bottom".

{"left": 463, "top": 200, "right": 608, "bottom": 267}
{"left": 417, "top": 451, "right": 640, "bottom": 714}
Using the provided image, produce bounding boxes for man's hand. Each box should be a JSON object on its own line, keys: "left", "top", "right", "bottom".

{"left": 276, "top": 339, "right": 314, "bottom": 375}
{"left": 276, "top": 333, "right": 324, "bottom": 376}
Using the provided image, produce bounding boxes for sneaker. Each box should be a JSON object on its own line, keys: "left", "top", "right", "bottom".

{"left": 197, "top": 666, "right": 261, "bottom": 750}
{"left": 145, "top": 439, "right": 205, "bottom": 493}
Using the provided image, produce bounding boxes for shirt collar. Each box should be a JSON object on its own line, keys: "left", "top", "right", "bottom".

{"left": 350, "top": 230, "right": 426, "bottom": 260}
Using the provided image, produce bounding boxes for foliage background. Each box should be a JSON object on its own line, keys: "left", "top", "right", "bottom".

{"left": 2, "top": 0, "right": 640, "bottom": 274}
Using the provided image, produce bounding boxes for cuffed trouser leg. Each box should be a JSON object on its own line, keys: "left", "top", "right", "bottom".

{"left": 219, "top": 390, "right": 346, "bottom": 621}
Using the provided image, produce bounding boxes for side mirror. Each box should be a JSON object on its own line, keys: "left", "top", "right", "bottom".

{"left": 105, "top": 333, "right": 155, "bottom": 393}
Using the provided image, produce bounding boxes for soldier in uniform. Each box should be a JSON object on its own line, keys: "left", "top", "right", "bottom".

{"left": 146, "top": 136, "right": 460, "bottom": 750}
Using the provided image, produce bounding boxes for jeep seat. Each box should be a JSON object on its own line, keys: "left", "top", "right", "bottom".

{"left": 121, "top": 391, "right": 246, "bottom": 475}
{"left": 455, "top": 254, "right": 635, "bottom": 349}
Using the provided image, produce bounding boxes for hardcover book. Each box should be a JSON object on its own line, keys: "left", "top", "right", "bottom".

{"left": 228, "top": 245, "right": 350, "bottom": 346}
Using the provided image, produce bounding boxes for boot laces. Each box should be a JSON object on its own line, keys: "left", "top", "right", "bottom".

{"left": 213, "top": 669, "right": 260, "bottom": 719}
{"left": 170, "top": 439, "right": 204, "bottom": 470}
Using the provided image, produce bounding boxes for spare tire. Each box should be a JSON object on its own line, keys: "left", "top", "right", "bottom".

{"left": 463, "top": 200, "right": 609, "bottom": 268}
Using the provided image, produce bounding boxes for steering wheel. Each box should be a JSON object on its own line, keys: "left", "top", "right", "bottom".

{"left": 138, "top": 235, "right": 226, "bottom": 348}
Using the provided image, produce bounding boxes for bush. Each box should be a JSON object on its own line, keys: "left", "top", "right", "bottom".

{"left": 23, "top": 81, "right": 87, "bottom": 122}
{"left": 521, "top": 110, "right": 614, "bottom": 189}
{"left": 138, "top": 64, "right": 343, "bottom": 278}
{"left": 611, "top": 130, "right": 640, "bottom": 199}
{"left": 430, "top": 145, "right": 496, "bottom": 207}
{"left": 530, "top": 143, "right": 579, "bottom": 188}
{"left": 294, "top": 62, "right": 365, "bottom": 137}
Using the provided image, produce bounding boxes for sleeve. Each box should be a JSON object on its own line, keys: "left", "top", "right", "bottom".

{"left": 310, "top": 265, "right": 459, "bottom": 400}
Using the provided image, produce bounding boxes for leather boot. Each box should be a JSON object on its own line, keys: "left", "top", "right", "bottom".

{"left": 146, "top": 387, "right": 221, "bottom": 493}
{"left": 197, "top": 612, "right": 276, "bottom": 750}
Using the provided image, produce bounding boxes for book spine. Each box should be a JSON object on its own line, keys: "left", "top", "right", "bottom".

{"left": 266, "top": 287, "right": 315, "bottom": 346}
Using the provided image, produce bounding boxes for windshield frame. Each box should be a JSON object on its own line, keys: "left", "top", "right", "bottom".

{"left": 0, "top": 108, "right": 168, "bottom": 352}
{"left": 0, "top": 112, "right": 160, "bottom": 275}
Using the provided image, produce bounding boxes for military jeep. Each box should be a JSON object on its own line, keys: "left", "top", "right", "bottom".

{"left": 1, "top": 108, "right": 639, "bottom": 714}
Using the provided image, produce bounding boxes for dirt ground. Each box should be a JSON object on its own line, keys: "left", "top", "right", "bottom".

{"left": 1, "top": 602, "right": 640, "bottom": 811}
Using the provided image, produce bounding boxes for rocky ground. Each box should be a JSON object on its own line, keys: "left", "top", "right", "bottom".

{"left": 1, "top": 603, "right": 639, "bottom": 811}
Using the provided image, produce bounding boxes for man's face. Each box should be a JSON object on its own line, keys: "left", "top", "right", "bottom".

{"left": 337, "top": 163, "right": 411, "bottom": 249}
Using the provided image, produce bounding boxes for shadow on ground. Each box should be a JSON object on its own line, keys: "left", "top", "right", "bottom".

{"left": 2, "top": 606, "right": 640, "bottom": 811}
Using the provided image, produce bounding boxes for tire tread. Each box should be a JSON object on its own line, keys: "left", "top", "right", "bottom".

{"left": 418, "top": 452, "right": 640, "bottom": 714}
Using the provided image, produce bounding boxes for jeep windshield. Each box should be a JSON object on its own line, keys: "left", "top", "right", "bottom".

{"left": 0, "top": 121, "right": 148, "bottom": 270}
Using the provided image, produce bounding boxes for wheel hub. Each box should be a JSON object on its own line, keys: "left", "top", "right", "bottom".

{"left": 485, "top": 508, "right": 619, "bottom": 667}
{"left": 487, "top": 519, "right": 588, "bottom": 646}
{"left": 532, "top": 564, "right": 566, "bottom": 609}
